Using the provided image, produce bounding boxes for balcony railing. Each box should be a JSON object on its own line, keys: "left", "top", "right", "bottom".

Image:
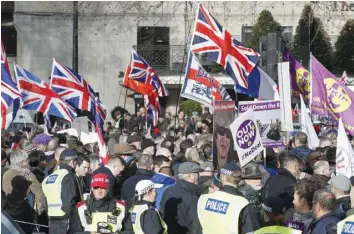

{"left": 133, "top": 45, "right": 187, "bottom": 75}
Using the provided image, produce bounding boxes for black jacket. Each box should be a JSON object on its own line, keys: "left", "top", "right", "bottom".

{"left": 59, "top": 163, "right": 81, "bottom": 219}
{"left": 121, "top": 169, "right": 154, "bottom": 210}
{"left": 160, "top": 179, "right": 202, "bottom": 234}
{"left": 220, "top": 185, "right": 261, "bottom": 234}
{"left": 30, "top": 167, "right": 45, "bottom": 183}
{"left": 261, "top": 168, "right": 297, "bottom": 209}
{"left": 91, "top": 166, "right": 117, "bottom": 199}
{"left": 123, "top": 200, "right": 165, "bottom": 234}
{"left": 307, "top": 212, "right": 339, "bottom": 234}
{"left": 335, "top": 196, "right": 351, "bottom": 220}
{"left": 68, "top": 196, "right": 119, "bottom": 234}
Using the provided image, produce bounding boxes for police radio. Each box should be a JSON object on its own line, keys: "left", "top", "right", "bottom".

{"left": 97, "top": 222, "right": 110, "bottom": 233}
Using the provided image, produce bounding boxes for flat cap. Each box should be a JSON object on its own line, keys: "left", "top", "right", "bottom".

{"left": 178, "top": 162, "right": 203, "bottom": 174}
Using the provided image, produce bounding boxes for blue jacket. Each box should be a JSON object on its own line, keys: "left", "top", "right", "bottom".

{"left": 290, "top": 146, "right": 313, "bottom": 160}
{"left": 151, "top": 173, "right": 175, "bottom": 211}
{"left": 307, "top": 213, "right": 339, "bottom": 234}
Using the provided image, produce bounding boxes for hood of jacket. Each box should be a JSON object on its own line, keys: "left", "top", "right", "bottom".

{"left": 152, "top": 173, "right": 175, "bottom": 185}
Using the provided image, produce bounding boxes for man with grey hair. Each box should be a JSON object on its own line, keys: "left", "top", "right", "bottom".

{"left": 307, "top": 189, "right": 339, "bottom": 234}
{"left": 160, "top": 162, "right": 203, "bottom": 234}
{"left": 121, "top": 154, "right": 154, "bottom": 210}
{"left": 328, "top": 175, "right": 352, "bottom": 220}
{"left": 312, "top": 160, "right": 331, "bottom": 185}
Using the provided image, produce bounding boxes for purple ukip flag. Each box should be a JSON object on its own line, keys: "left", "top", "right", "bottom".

{"left": 311, "top": 54, "right": 354, "bottom": 135}
{"left": 282, "top": 48, "right": 311, "bottom": 103}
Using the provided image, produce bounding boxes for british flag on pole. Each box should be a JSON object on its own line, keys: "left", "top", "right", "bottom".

{"left": 190, "top": 4, "right": 260, "bottom": 89}
{"left": 50, "top": 59, "right": 106, "bottom": 126}
{"left": 14, "top": 64, "right": 77, "bottom": 122}
{"left": 1, "top": 41, "right": 21, "bottom": 129}
{"left": 125, "top": 49, "right": 168, "bottom": 97}
{"left": 95, "top": 97, "right": 109, "bottom": 165}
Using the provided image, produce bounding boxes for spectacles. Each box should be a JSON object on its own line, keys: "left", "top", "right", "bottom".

{"left": 216, "top": 126, "right": 232, "bottom": 138}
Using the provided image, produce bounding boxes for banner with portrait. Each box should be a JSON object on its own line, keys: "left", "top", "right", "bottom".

{"left": 213, "top": 101, "right": 236, "bottom": 170}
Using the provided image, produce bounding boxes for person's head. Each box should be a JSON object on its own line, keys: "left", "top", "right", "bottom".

{"left": 137, "top": 154, "right": 154, "bottom": 171}
{"left": 242, "top": 164, "right": 263, "bottom": 191}
{"left": 32, "top": 133, "right": 52, "bottom": 152}
{"left": 295, "top": 132, "right": 308, "bottom": 147}
{"left": 293, "top": 178, "right": 325, "bottom": 213}
{"left": 135, "top": 180, "right": 163, "bottom": 202}
{"left": 177, "top": 162, "right": 203, "bottom": 184}
{"left": 139, "top": 107, "right": 145, "bottom": 115}
{"left": 126, "top": 135, "right": 143, "bottom": 151}
{"left": 75, "top": 153, "right": 90, "bottom": 177}
{"left": 220, "top": 162, "right": 242, "bottom": 188}
{"left": 153, "top": 155, "right": 171, "bottom": 173}
{"left": 91, "top": 173, "right": 109, "bottom": 200}
{"left": 47, "top": 138, "right": 59, "bottom": 152}
{"left": 312, "top": 189, "right": 336, "bottom": 219}
{"left": 307, "top": 151, "right": 325, "bottom": 169}
{"left": 202, "top": 143, "right": 212, "bottom": 161}
{"left": 160, "top": 140, "right": 175, "bottom": 155}
{"left": 28, "top": 150, "right": 46, "bottom": 168}
{"left": 214, "top": 126, "right": 233, "bottom": 169}
{"left": 178, "top": 110, "right": 184, "bottom": 120}
{"left": 313, "top": 161, "right": 332, "bottom": 178}
{"left": 328, "top": 175, "right": 351, "bottom": 198}
{"left": 282, "top": 153, "right": 302, "bottom": 180}
{"left": 141, "top": 139, "right": 155, "bottom": 156}
{"left": 106, "top": 155, "right": 125, "bottom": 177}
{"left": 180, "top": 139, "right": 193, "bottom": 154}
{"left": 54, "top": 146, "right": 66, "bottom": 163}
{"left": 89, "top": 154, "right": 100, "bottom": 172}
{"left": 10, "top": 150, "right": 29, "bottom": 168}
{"left": 319, "top": 137, "right": 332, "bottom": 149}
{"left": 185, "top": 146, "right": 201, "bottom": 163}
{"left": 204, "top": 107, "right": 210, "bottom": 114}
{"left": 59, "top": 149, "right": 78, "bottom": 169}
{"left": 326, "top": 147, "right": 337, "bottom": 171}
{"left": 262, "top": 196, "right": 288, "bottom": 225}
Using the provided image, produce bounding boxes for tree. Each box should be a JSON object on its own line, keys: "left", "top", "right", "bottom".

{"left": 334, "top": 20, "right": 354, "bottom": 74}
{"left": 292, "top": 4, "right": 333, "bottom": 70}
{"left": 246, "top": 10, "right": 281, "bottom": 51}
{"left": 179, "top": 100, "right": 202, "bottom": 117}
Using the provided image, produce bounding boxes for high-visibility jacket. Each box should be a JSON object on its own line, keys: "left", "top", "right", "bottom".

{"left": 76, "top": 200, "right": 126, "bottom": 233}
{"left": 42, "top": 169, "right": 69, "bottom": 217}
{"left": 115, "top": 117, "right": 123, "bottom": 129}
{"left": 197, "top": 190, "right": 249, "bottom": 234}
{"left": 337, "top": 214, "right": 354, "bottom": 234}
{"left": 248, "top": 225, "right": 302, "bottom": 234}
{"left": 131, "top": 203, "right": 167, "bottom": 234}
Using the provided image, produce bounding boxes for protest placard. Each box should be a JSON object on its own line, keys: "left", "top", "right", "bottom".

{"left": 238, "top": 100, "right": 283, "bottom": 148}
{"left": 213, "top": 100, "right": 236, "bottom": 170}
{"left": 230, "top": 109, "right": 264, "bottom": 167}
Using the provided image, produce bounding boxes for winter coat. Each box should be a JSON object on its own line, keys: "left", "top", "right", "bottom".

{"left": 151, "top": 173, "right": 176, "bottom": 210}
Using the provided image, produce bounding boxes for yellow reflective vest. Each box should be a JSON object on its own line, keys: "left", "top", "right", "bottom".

{"left": 197, "top": 190, "right": 249, "bottom": 234}
{"left": 42, "top": 169, "right": 69, "bottom": 217}
{"left": 248, "top": 226, "right": 302, "bottom": 234}
{"left": 77, "top": 199, "right": 126, "bottom": 232}
{"left": 131, "top": 203, "right": 167, "bottom": 234}
{"left": 337, "top": 214, "right": 354, "bottom": 234}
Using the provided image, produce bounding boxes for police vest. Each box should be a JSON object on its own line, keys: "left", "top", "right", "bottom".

{"left": 197, "top": 190, "right": 249, "bottom": 234}
{"left": 77, "top": 200, "right": 126, "bottom": 233}
{"left": 337, "top": 214, "right": 354, "bottom": 234}
{"left": 131, "top": 203, "right": 167, "bottom": 234}
{"left": 42, "top": 169, "right": 69, "bottom": 217}
{"left": 248, "top": 225, "right": 302, "bottom": 234}
{"left": 115, "top": 118, "right": 123, "bottom": 129}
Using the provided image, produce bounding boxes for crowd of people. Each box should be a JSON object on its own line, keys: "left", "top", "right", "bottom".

{"left": 1, "top": 106, "right": 354, "bottom": 234}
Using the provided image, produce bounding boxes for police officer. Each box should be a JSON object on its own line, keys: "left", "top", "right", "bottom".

{"left": 197, "top": 162, "right": 261, "bottom": 234}
{"left": 239, "top": 164, "right": 263, "bottom": 212}
{"left": 69, "top": 173, "right": 126, "bottom": 234}
{"left": 250, "top": 196, "right": 302, "bottom": 234}
{"left": 42, "top": 149, "right": 81, "bottom": 234}
{"left": 128, "top": 179, "right": 167, "bottom": 234}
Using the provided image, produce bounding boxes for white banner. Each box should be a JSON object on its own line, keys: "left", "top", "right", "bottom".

{"left": 336, "top": 118, "right": 354, "bottom": 178}
{"left": 300, "top": 95, "right": 319, "bottom": 149}
{"left": 230, "top": 109, "right": 264, "bottom": 167}
{"left": 278, "top": 62, "right": 293, "bottom": 131}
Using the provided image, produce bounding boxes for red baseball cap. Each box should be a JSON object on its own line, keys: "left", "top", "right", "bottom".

{"left": 91, "top": 173, "right": 109, "bottom": 189}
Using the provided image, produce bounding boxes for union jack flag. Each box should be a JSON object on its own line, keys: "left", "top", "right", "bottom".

{"left": 1, "top": 41, "right": 21, "bottom": 129}
{"left": 144, "top": 95, "right": 159, "bottom": 127}
{"left": 190, "top": 4, "right": 260, "bottom": 89}
{"left": 50, "top": 59, "right": 106, "bottom": 126}
{"left": 341, "top": 70, "right": 348, "bottom": 86}
{"left": 94, "top": 97, "right": 109, "bottom": 165}
{"left": 125, "top": 49, "right": 168, "bottom": 97}
{"left": 14, "top": 64, "right": 77, "bottom": 122}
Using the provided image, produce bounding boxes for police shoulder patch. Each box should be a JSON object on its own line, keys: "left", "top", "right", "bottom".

{"left": 342, "top": 221, "right": 354, "bottom": 234}
{"left": 107, "top": 215, "right": 117, "bottom": 224}
{"left": 205, "top": 198, "right": 229, "bottom": 215}
{"left": 46, "top": 174, "right": 58, "bottom": 184}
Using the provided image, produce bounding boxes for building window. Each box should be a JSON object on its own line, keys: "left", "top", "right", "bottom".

{"left": 241, "top": 26, "right": 254, "bottom": 45}
{"left": 137, "top": 27, "right": 170, "bottom": 67}
{"left": 1, "top": 1, "right": 16, "bottom": 57}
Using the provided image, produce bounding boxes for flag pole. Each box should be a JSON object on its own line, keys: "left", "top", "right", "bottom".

{"left": 123, "top": 88, "right": 128, "bottom": 111}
